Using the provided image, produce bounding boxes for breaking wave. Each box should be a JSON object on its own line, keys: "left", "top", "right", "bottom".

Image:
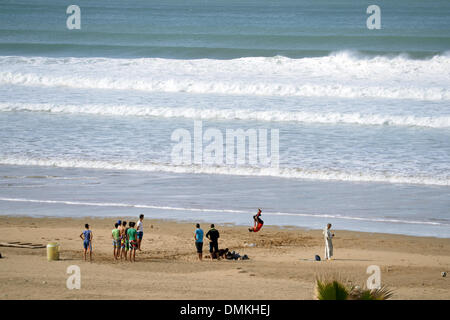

{"left": 1, "top": 157, "right": 448, "bottom": 186}
{"left": 1, "top": 103, "right": 449, "bottom": 128}
{"left": 0, "top": 53, "right": 449, "bottom": 101}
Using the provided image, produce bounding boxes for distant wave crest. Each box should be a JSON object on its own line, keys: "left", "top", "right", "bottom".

{"left": 1, "top": 157, "right": 448, "bottom": 186}
{"left": 0, "top": 52, "right": 449, "bottom": 101}
{"left": 1, "top": 103, "right": 449, "bottom": 128}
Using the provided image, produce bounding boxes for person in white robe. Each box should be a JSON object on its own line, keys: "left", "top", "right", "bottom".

{"left": 323, "top": 223, "right": 334, "bottom": 260}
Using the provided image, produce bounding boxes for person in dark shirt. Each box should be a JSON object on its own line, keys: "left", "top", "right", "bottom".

{"left": 206, "top": 224, "right": 220, "bottom": 259}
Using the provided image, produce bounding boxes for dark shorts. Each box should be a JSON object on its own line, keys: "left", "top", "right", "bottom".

{"left": 130, "top": 240, "right": 137, "bottom": 250}
{"left": 83, "top": 240, "right": 91, "bottom": 250}
{"left": 195, "top": 242, "right": 203, "bottom": 253}
{"left": 209, "top": 241, "right": 219, "bottom": 253}
{"left": 137, "top": 231, "right": 143, "bottom": 240}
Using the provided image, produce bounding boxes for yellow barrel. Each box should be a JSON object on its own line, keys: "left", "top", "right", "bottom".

{"left": 47, "top": 242, "right": 60, "bottom": 261}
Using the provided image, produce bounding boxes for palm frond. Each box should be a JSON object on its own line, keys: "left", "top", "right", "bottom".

{"left": 315, "top": 275, "right": 394, "bottom": 300}
{"left": 314, "top": 278, "right": 349, "bottom": 300}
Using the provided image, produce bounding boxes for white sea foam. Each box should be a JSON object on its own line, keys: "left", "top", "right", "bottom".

{"left": 0, "top": 53, "right": 449, "bottom": 101}
{"left": 0, "top": 157, "right": 448, "bottom": 186}
{"left": 0, "top": 197, "right": 445, "bottom": 226}
{"left": 1, "top": 102, "right": 449, "bottom": 128}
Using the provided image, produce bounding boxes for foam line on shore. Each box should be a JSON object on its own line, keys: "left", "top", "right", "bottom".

{"left": 0, "top": 197, "right": 446, "bottom": 226}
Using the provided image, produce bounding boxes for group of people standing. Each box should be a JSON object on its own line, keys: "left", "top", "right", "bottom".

{"left": 194, "top": 212, "right": 335, "bottom": 262}
{"left": 111, "top": 214, "right": 145, "bottom": 262}
{"left": 79, "top": 214, "right": 145, "bottom": 262}
{"left": 194, "top": 223, "right": 220, "bottom": 260}
{"left": 192, "top": 209, "right": 264, "bottom": 261}
{"left": 193, "top": 209, "right": 265, "bottom": 261}
{"left": 80, "top": 210, "right": 335, "bottom": 263}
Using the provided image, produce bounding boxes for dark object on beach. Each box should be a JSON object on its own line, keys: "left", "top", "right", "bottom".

{"left": 0, "top": 253, "right": 2, "bottom": 258}
{"left": 315, "top": 255, "right": 321, "bottom": 261}
{"left": 218, "top": 248, "right": 229, "bottom": 259}
{"left": 226, "top": 250, "right": 248, "bottom": 260}
{"left": 225, "top": 251, "right": 235, "bottom": 260}
{"left": 442, "top": 272, "right": 447, "bottom": 277}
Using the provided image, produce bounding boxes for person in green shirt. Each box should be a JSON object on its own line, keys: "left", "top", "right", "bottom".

{"left": 111, "top": 223, "right": 120, "bottom": 260}
{"left": 127, "top": 221, "right": 138, "bottom": 262}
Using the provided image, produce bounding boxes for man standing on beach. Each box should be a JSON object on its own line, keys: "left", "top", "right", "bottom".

{"left": 136, "top": 214, "right": 144, "bottom": 251}
{"left": 323, "top": 223, "right": 334, "bottom": 261}
{"left": 206, "top": 224, "right": 220, "bottom": 259}
{"left": 194, "top": 223, "right": 204, "bottom": 261}
{"left": 80, "top": 223, "right": 93, "bottom": 262}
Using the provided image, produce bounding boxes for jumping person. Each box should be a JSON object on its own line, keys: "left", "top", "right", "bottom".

{"left": 136, "top": 214, "right": 144, "bottom": 251}
{"left": 194, "top": 223, "right": 204, "bottom": 261}
{"left": 323, "top": 223, "right": 334, "bottom": 261}
{"left": 249, "top": 209, "right": 264, "bottom": 232}
{"left": 206, "top": 224, "right": 220, "bottom": 259}
{"left": 80, "top": 223, "right": 93, "bottom": 262}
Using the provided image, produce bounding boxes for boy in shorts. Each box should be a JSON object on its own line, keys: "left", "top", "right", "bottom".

{"left": 194, "top": 223, "right": 204, "bottom": 261}
{"left": 112, "top": 222, "right": 120, "bottom": 260}
{"left": 127, "top": 221, "right": 138, "bottom": 262}
{"left": 79, "top": 223, "right": 93, "bottom": 262}
{"left": 120, "top": 221, "right": 129, "bottom": 261}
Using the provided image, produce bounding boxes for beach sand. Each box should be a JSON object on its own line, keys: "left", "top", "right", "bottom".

{"left": 0, "top": 216, "right": 449, "bottom": 300}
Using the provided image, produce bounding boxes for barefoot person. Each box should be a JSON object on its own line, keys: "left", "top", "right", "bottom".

{"left": 80, "top": 223, "right": 93, "bottom": 262}
{"left": 120, "top": 221, "right": 129, "bottom": 261}
{"left": 323, "top": 223, "right": 335, "bottom": 261}
{"left": 194, "top": 223, "right": 204, "bottom": 261}
{"left": 136, "top": 214, "right": 144, "bottom": 251}
{"left": 249, "top": 209, "right": 264, "bottom": 232}
{"left": 112, "top": 222, "right": 120, "bottom": 260}
{"left": 127, "top": 222, "right": 138, "bottom": 262}
{"left": 206, "top": 224, "right": 220, "bottom": 259}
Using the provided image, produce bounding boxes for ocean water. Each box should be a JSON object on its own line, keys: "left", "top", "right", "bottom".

{"left": 0, "top": 0, "right": 449, "bottom": 237}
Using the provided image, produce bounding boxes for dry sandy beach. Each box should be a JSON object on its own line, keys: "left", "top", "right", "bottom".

{"left": 0, "top": 216, "right": 449, "bottom": 300}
